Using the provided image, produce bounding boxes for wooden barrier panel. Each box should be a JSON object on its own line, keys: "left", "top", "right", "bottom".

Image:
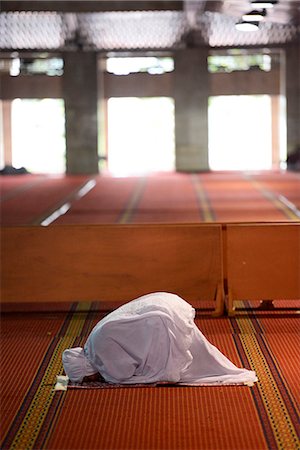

{"left": 0, "top": 224, "right": 224, "bottom": 315}
{"left": 225, "top": 223, "right": 300, "bottom": 315}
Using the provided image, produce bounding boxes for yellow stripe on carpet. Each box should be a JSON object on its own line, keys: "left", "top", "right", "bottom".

{"left": 246, "top": 176, "right": 300, "bottom": 221}
{"left": 9, "top": 302, "right": 92, "bottom": 450}
{"left": 118, "top": 177, "right": 146, "bottom": 223}
{"left": 191, "top": 174, "right": 215, "bottom": 222}
{"left": 236, "top": 316, "right": 299, "bottom": 450}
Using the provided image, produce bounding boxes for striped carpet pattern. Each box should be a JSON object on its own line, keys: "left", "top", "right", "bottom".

{"left": 1, "top": 171, "right": 300, "bottom": 225}
{"left": 1, "top": 301, "right": 299, "bottom": 450}
{"left": 0, "top": 174, "right": 91, "bottom": 226}
{"left": 1, "top": 170, "right": 299, "bottom": 449}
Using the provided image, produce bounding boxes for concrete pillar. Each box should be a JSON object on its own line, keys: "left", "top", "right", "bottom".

{"left": 63, "top": 51, "right": 99, "bottom": 174}
{"left": 97, "top": 57, "right": 108, "bottom": 170}
{"left": 1, "top": 100, "right": 13, "bottom": 166}
{"left": 174, "top": 49, "right": 209, "bottom": 171}
{"left": 285, "top": 43, "right": 300, "bottom": 157}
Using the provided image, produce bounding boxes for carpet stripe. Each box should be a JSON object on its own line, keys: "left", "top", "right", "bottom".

{"left": 3, "top": 305, "right": 298, "bottom": 449}
{"left": 257, "top": 334, "right": 299, "bottom": 427}
{"left": 247, "top": 310, "right": 299, "bottom": 415}
{"left": 1, "top": 336, "right": 65, "bottom": 449}
{"left": 232, "top": 332, "right": 283, "bottom": 449}
{"left": 234, "top": 316, "right": 299, "bottom": 450}
{"left": 245, "top": 175, "right": 300, "bottom": 221}
{"left": 118, "top": 176, "right": 146, "bottom": 223}
{"left": 2, "top": 303, "right": 92, "bottom": 450}
{"left": 33, "top": 178, "right": 96, "bottom": 225}
{"left": 46, "top": 368, "right": 273, "bottom": 449}
{"left": 191, "top": 174, "right": 215, "bottom": 221}
{"left": 245, "top": 309, "right": 300, "bottom": 420}
{"left": 34, "top": 391, "right": 66, "bottom": 450}
{"left": 38, "top": 304, "right": 102, "bottom": 449}
{"left": 38, "top": 304, "right": 97, "bottom": 449}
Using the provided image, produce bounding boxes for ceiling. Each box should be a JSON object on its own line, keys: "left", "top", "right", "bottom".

{"left": 0, "top": 1, "right": 299, "bottom": 52}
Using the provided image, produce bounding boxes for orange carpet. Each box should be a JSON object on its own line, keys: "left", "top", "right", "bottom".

{"left": 53, "top": 176, "right": 145, "bottom": 225}
{"left": 0, "top": 175, "right": 90, "bottom": 225}
{"left": 247, "top": 170, "right": 300, "bottom": 211}
{"left": 193, "top": 171, "right": 300, "bottom": 222}
{"left": 1, "top": 301, "right": 299, "bottom": 450}
{"left": 1, "top": 171, "right": 299, "bottom": 225}
{"left": 126, "top": 172, "right": 202, "bottom": 223}
{"left": 0, "top": 174, "right": 44, "bottom": 198}
{"left": 1, "top": 171, "right": 299, "bottom": 449}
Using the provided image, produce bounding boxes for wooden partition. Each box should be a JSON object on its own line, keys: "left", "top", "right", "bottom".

{"left": 225, "top": 223, "right": 300, "bottom": 315}
{"left": 3, "top": 223, "right": 298, "bottom": 317}
{"left": 0, "top": 224, "right": 224, "bottom": 315}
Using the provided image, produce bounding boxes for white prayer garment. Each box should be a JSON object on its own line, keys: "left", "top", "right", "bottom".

{"left": 62, "top": 292, "right": 257, "bottom": 386}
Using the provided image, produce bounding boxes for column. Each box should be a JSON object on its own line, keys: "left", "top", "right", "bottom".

{"left": 285, "top": 43, "right": 300, "bottom": 157}
{"left": 174, "top": 49, "right": 209, "bottom": 171}
{"left": 97, "top": 57, "right": 108, "bottom": 170}
{"left": 63, "top": 51, "right": 99, "bottom": 174}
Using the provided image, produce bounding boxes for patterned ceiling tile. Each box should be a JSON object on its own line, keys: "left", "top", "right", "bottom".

{"left": 0, "top": 10, "right": 299, "bottom": 51}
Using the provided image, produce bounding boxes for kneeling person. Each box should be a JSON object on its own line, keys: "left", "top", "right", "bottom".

{"left": 62, "top": 292, "right": 257, "bottom": 386}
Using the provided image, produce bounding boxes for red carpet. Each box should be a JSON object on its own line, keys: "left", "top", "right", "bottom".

{"left": 128, "top": 172, "right": 202, "bottom": 223}
{"left": 1, "top": 171, "right": 299, "bottom": 449}
{"left": 54, "top": 176, "right": 144, "bottom": 225}
{"left": 1, "top": 301, "right": 299, "bottom": 450}
{"left": 247, "top": 170, "right": 300, "bottom": 210}
{"left": 1, "top": 171, "right": 299, "bottom": 225}
{"left": 0, "top": 175, "right": 91, "bottom": 225}
{"left": 194, "top": 171, "right": 300, "bottom": 222}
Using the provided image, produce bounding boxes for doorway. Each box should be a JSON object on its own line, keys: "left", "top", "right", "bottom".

{"left": 208, "top": 95, "right": 273, "bottom": 171}
{"left": 107, "top": 97, "right": 175, "bottom": 176}
{"left": 10, "top": 98, "right": 65, "bottom": 174}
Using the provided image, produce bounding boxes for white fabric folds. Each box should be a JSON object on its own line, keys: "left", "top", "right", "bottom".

{"left": 62, "top": 347, "right": 97, "bottom": 383}
{"left": 63, "top": 292, "right": 257, "bottom": 386}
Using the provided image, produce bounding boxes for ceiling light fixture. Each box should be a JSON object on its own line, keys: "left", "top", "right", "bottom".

{"left": 250, "top": 1, "right": 277, "bottom": 8}
{"left": 235, "top": 21, "right": 260, "bottom": 31}
{"left": 242, "top": 9, "right": 266, "bottom": 21}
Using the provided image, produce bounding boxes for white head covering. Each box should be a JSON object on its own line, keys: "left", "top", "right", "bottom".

{"left": 62, "top": 347, "right": 97, "bottom": 382}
